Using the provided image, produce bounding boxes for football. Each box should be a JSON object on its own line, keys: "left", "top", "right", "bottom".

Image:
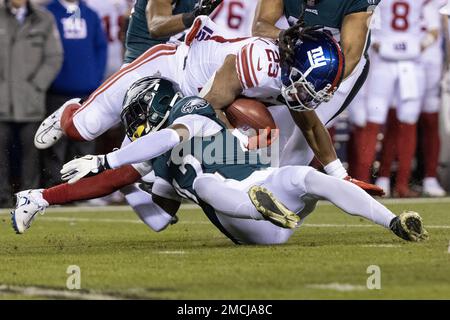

{"left": 225, "top": 98, "right": 277, "bottom": 131}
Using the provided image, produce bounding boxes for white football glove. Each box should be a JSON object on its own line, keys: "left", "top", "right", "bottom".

{"left": 61, "top": 155, "right": 110, "bottom": 184}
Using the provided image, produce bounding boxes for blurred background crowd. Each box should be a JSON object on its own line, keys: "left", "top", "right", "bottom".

{"left": 0, "top": 0, "right": 449, "bottom": 208}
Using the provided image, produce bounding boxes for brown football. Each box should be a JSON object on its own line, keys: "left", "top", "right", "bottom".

{"left": 225, "top": 98, "right": 277, "bottom": 131}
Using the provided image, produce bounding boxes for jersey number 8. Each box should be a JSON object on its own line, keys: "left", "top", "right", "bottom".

{"left": 391, "top": 1, "right": 410, "bottom": 31}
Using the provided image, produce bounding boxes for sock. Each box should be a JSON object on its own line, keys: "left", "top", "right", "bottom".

{"left": 395, "top": 122, "right": 417, "bottom": 191}
{"left": 43, "top": 165, "right": 141, "bottom": 205}
{"left": 305, "top": 170, "right": 396, "bottom": 228}
{"left": 194, "top": 175, "right": 264, "bottom": 220}
{"left": 378, "top": 109, "right": 398, "bottom": 178}
{"left": 61, "top": 103, "right": 86, "bottom": 141}
{"left": 420, "top": 112, "right": 440, "bottom": 178}
{"left": 354, "top": 122, "right": 380, "bottom": 182}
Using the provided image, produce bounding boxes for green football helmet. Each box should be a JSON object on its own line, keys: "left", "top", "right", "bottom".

{"left": 121, "top": 76, "right": 183, "bottom": 141}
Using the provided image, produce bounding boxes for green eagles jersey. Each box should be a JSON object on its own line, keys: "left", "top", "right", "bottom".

{"left": 152, "top": 97, "right": 269, "bottom": 204}
{"left": 124, "top": 0, "right": 197, "bottom": 63}
{"left": 284, "top": 0, "right": 380, "bottom": 38}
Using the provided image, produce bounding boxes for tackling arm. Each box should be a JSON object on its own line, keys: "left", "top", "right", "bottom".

{"left": 202, "top": 55, "right": 243, "bottom": 110}
{"left": 146, "top": 0, "right": 223, "bottom": 39}
{"left": 146, "top": 0, "right": 187, "bottom": 38}
{"left": 252, "top": 0, "right": 284, "bottom": 39}
{"left": 340, "top": 11, "right": 372, "bottom": 79}
{"left": 60, "top": 112, "right": 217, "bottom": 184}
{"left": 289, "top": 110, "right": 338, "bottom": 168}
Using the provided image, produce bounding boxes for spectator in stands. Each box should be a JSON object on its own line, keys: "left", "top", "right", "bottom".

{"left": 43, "top": 0, "right": 107, "bottom": 187}
{"left": 0, "top": 0, "right": 63, "bottom": 207}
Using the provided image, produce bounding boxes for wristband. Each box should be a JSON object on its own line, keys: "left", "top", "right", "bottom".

{"left": 182, "top": 12, "right": 196, "bottom": 28}
{"left": 323, "top": 159, "right": 348, "bottom": 179}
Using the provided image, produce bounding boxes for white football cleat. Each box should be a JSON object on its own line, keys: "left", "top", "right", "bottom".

{"left": 423, "top": 177, "right": 446, "bottom": 197}
{"left": 34, "top": 98, "right": 81, "bottom": 149}
{"left": 11, "top": 190, "right": 49, "bottom": 234}
{"left": 375, "top": 177, "right": 391, "bottom": 197}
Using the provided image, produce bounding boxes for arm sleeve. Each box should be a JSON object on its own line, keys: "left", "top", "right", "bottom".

{"left": 106, "top": 128, "right": 181, "bottom": 168}
{"left": 30, "top": 16, "right": 63, "bottom": 91}
{"left": 235, "top": 38, "right": 282, "bottom": 99}
{"left": 106, "top": 115, "right": 218, "bottom": 169}
{"left": 172, "top": 114, "right": 222, "bottom": 139}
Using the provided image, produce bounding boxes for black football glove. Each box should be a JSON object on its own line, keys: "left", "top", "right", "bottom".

{"left": 278, "top": 20, "right": 323, "bottom": 67}
{"left": 194, "top": 0, "right": 223, "bottom": 17}
{"left": 182, "top": 0, "right": 223, "bottom": 28}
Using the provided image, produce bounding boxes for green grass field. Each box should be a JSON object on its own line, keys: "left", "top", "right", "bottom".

{"left": 0, "top": 199, "right": 449, "bottom": 300}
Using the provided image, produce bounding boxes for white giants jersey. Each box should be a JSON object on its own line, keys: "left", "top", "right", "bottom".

{"left": 210, "top": 0, "right": 258, "bottom": 37}
{"left": 180, "top": 16, "right": 282, "bottom": 100}
{"left": 85, "top": 0, "right": 130, "bottom": 76}
{"left": 372, "top": 0, "right": 438, "bottom": 60}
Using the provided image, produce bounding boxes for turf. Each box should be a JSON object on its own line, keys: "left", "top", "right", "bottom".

{"left": 0, "top": 200, "right": 449, "bottom": 299}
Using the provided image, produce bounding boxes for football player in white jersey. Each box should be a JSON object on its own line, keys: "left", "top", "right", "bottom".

{"left": 210, "top": 0, "right": 258, "bottom": 37}
{"left": 84, "top": 0, "right": 131, "bottom": 77}
{"left": 33, "top": 17, "right": 383, "bottom": 196}
{"left": 210, "top": 0, "right": 288, "bottom": 38}
{"left": 417, "top": 0, "right": 448, "bottom": 196}
{"left": 352, "top": 0, "right": 440, "bottom": 197}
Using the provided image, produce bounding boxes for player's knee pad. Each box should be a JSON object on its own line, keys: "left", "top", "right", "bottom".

{"left": 269, "top": 166, "right": 313, "bottom": 194}
{"left": 422, "top": 95, "right": 441, "bottom": 113}
{"left": 72, "top": 101, "right": 120, "bottom": 141}
{"left": 348, "top": 105, "right": 367, "bottom": 127}
{"left": 366, "top": 100, "right": 389, "bottom": 125}
{"left": 397, "top": 101, "right": 421, "bottom": 124}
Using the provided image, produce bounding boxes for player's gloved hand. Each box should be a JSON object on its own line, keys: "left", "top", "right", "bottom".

{"left": 182, "top": 0, "right": 223, "bottom": 27}
{"left": 278, "top": 21, "right": 323, "bottom": 67}
{"left": 61, "top": 155, "right": 111, "bottom": 184}
{"left": 194, "top": 0, "right": 223, "bottom": 16}
{"left": 344, "top": 176, "right": 386, "bottom": 197}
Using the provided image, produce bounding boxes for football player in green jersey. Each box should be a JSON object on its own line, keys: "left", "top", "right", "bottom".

{"left": 54, "top": 94, "right": 427, "bottom": 245}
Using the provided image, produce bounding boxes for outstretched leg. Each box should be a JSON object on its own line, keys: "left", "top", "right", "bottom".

{"left": 34, "top": 44, "right": 179, "bottom": 148}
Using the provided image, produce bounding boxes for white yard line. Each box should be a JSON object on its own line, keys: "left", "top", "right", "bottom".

{"left": 158, "top": 251, "right": 186, "bottom": 255}
{"left": 2, "top": 215, "right": 449, "bottom": 229}
{"left": 361, "top": 244, "right": 402, "bottom": 248}
{"left": 306, "top": 283, "right": 367, "bottom": 292}
{"left": 2, "top": 197, "right": 450, "bottom": 215}
{"left": 0, "top": 284, "right": 123, "bottom": 300}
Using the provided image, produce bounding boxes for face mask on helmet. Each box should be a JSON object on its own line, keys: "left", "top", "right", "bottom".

{"left": 120, "top": 77, "right": 183, "bottom": 141}
{"left": 280, "top": 31, "right": 345, "bottom": 112}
